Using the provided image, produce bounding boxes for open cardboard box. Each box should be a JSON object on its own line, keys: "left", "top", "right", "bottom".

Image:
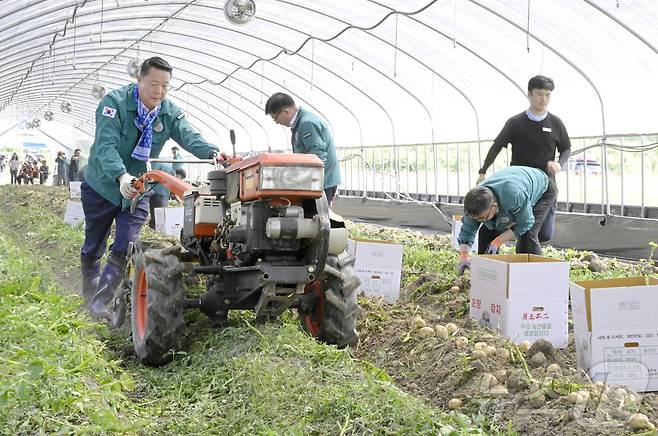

{"left": 470, "top": 254, "right": 570, "bottom": 348}
{"left": 571, "top": 276, "right": 658, "bottom": 392}
{"left": 347, "top": 238, "right": 403, "bottom": 303}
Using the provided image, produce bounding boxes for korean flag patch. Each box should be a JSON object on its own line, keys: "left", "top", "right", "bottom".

{"left": 102, "top": 106, "right": 117, "bottom": 118}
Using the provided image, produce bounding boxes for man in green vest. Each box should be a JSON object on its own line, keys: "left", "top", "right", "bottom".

{"left": 265, "top": 92, "right": 341, "bottom": 204}
{"left": 80, "top": 57, "right": 220, "bottom": 319}
{"left": 456, "top": 166, "right": 557, "bottom": 275}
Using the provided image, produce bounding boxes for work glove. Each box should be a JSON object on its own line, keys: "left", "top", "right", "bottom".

{"left": 457, "top": 252, "right": 471, "bottom": 276}
{"left": 209, "top": 151, "right": 229, "bottom": 162}
{"left": 476, "top": 173, "right": 486, "bottom": 185}
{"left": 118, "top": 173, "right": 137, "bottom": 200}
{"left": 484, "top": 237, "right": 503, "bottom": 255}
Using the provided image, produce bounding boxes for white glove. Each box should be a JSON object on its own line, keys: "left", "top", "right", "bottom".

{"left": 118, "top": 173, "right": 137, "bottom": 199}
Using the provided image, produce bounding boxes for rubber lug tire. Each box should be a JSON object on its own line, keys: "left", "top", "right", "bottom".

{"left": 131, "top": 247, "right": 186, "bottom": 365}
{"left": 301, "top": 251, "right": 361, "bottom": 347}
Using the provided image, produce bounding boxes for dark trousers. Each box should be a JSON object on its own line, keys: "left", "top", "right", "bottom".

{"left": 477, "top": 178, "right": 557, "bottom": 255}
{"left": 148, "top": 193, "right": 169, "bottom": 229}
{"left": 324, "top": 186, "right": 337, "bottom": 205}
{"left": 10, "top": 169, "right": 17, "bottom": 184}
{"left": 538, "top": 201, "right": 556, "bottom": 242}
{"left": 80, "top": 180, "right": 149, "bottom": 261}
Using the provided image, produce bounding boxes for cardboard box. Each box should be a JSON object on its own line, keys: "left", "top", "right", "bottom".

{"left": 69, "top": 181, "right": 82, "bottom": 199}
{"left": 154, "top": 207, "right": 184, "bottom": 236}
{"left": 469, "top": 254, "right": 570, "bottom": 348}
{"left": 571, "top": 276, "right": 658, "bottom": 392}
{"left": 452, "top": 214, "right": 478, "bottom": 252}
{"left": 63, "top": 200, "right": 85, "bottom": 227}
{"left": 347, "top": 239, "right": 403, "bottom": 303}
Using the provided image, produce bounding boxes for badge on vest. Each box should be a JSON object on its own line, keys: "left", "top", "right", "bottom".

{"left": 154, "top": 120, "right": 163, "bottom": 133}
{"left": 500, "top": 216, "right": 510, "bottom": 225}
{"left": 102, "top": 107, "right": 116, "bottom": 118}
{"left": 542, "top": 127, "right": 552, "bottom": 132}
{"left": 176, "top": 112, "right": 186, "bottom": 120}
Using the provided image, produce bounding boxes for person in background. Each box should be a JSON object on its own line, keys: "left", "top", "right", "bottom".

{"left": 171, "top": 145, "right": 184, "bottom": 172}
{"left": 19, "top": 160, "right": 34, "bottom": 184}
{"left": 174, "top": 167, "right": 186, "bottom": 180}
{"left": 80, "top": 56, "right": 221, "bottom": 319}
{"left": 265, "top": 92, "right": 341, "bottom": 205}
{"left": 0, "top": 154, "right": 6, "bottom": 172}
{"left": 9, "top": 153, "right": 20, "bottom": 185}
{"left": 55, "top": 151, "right": 68, "bottom": 186}
{"left": 69, "top": 148, "right": 81, "bottom": 182}
{"left": 39, "top": 160, "right": 50, "bottom": 184}
{"left": 475, "top": 75, "right": 570, "bottom": 246}
{"left": 456, "top": 166, "right": 557, "bottom": 275}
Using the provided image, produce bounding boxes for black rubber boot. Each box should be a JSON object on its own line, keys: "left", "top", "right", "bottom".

{"left": 80, "top": 255, "right": 101, "bottom": 304}
{"left": 89, "top": 253, "right": 127, "bottom": 320}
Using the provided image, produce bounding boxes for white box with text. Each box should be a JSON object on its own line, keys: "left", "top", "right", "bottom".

{"left": 469, "top": 254, "right": 570, "bottom": 348}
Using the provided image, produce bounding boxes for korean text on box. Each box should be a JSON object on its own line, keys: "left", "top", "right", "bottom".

{"left": 571, "top": 276, "right": 658, "bottom": 392}
{"left": 469, "top": 254, "right": 569, "bottom": 348}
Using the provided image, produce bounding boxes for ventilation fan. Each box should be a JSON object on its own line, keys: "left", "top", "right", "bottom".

{"left": 127, "top": 58, "right": 141, "bottom": 78}
{"left": 224, "top": 0, "right": 256, "bottom": 25}
{"left": 92, "top": 84, "right": 106, "bottom": 100}
{"left": 61, "top": 101, "right": 72, "bottom": 113}
{"left": 44, "top": 111, "right": 54, "bottom": 121}
{"left": 32, "top": 118, "right": 41, "bottom": 128}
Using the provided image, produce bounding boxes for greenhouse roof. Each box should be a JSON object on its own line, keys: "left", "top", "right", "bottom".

{"left": 0, "top": 0, "right": 656, "bottom": 151}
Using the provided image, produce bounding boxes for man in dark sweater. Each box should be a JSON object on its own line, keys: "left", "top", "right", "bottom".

{"left": 476, "top": 75, "right": 571, "bottom": 244}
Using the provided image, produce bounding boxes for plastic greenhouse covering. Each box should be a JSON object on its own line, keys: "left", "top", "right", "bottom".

{"left": 0, "top": 0, "right": 657, "bottom": 152}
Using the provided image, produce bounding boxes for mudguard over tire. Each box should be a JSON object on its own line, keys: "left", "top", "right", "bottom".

{"left": 131, "top": 247, "right": 186, "bottom": 365}
{"left": 302, "top": 251, "right": 361, "bottom": 347}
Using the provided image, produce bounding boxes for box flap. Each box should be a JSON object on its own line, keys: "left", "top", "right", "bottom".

{"left": 508, "top": 260, "right": 569, "bottom": 298}
{"left": 473, "top": 254, "right": 568, "bottom": 298}
{"left": 470, "top": 255, "right": 510, "bottom": 297}
{"left": 350, "top": 240, "right": 403, "bottom": 270}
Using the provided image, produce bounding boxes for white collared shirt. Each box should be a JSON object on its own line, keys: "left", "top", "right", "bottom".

{"left": 526, "top": 108, "right": 548, "bottom": 122}
{"left": 289, "top": 106, "right": 300, "bottom": 128}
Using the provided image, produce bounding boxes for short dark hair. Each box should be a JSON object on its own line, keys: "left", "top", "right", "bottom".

{"left": 528, "top": 75, "right": 554, "bottom": 93}
{"left": 175, "top": 168, "right": 187, "bottom": 179}
{"left": 464, "top": 186, "right": 495, "bottom": 218}
{"left": 140, "top": 57, "right": 173, "bottom": 77}
{"left": 265, "top": 92, "right": 295, "bottom": 115}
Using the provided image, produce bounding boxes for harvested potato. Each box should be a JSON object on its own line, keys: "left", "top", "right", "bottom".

{"left": 434, "top": 325, "right": 449, "bottom": 339}
{"left": 495, "top": 348, "right": 510, "bottom": 360}
{"left": 471, "top": 350, "right": 486, "bottom": 360}
{"left": 450, "top": 285, "right": 460, "bottom": 293}
{"left": 489, "top": 385, "right": 508, "bottom": 397}
{"left": 410, "top": 316, "right": 426, "bottom": 329}
{"left": 474, "top": 342, "right": 488, "bottom": 351}
{"left": 566, "top": 392, "right": 580, "bottom": 404}
{"left": 627, "top": 413, "right": 656, "bottom": 431}
{"left": 518, "top": 340, "right": 531, "bottom": 352}
{"left": 448, "top": 398, "right": 462, "bottom": 409}
{"left": 546, "top": 363, "right": 561, "bottom": 375}
{"left": 445, "top": 322, "right": 459, "bottom": 334}
{"left": 485, "top": 345, "right": 497, "bottom": 356}
{"left": 454, "top": 336, "right": 469, "bottom": 348}
{"left": 418, "top": 326, "right": 435, "bottom": 338}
